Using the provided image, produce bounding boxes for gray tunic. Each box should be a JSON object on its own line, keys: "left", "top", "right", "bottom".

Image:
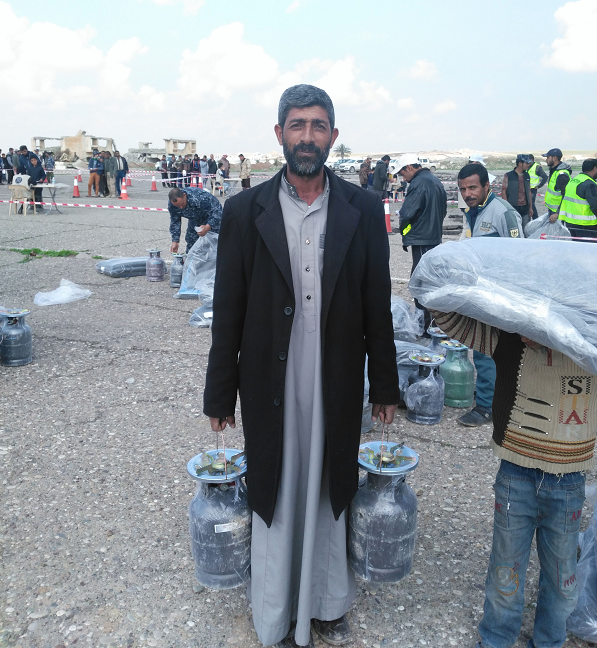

{"left": 248, "top": 175, "right": 355, "bottom": 646}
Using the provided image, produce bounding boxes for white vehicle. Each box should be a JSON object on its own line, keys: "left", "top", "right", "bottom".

{"left": 337, "top": 158, "right": 367, "bottom": 173}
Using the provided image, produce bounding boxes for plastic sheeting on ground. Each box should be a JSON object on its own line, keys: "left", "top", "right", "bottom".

{"left": 33, "top": 279, "right": 92, "bottom": 306}
{"left": 567, "top": 484, "right": 597, "bottom": 642}
{"left": 524, "top": 213, "right": 571, "bottom": 239}
{"left": 176, "top": 233, "right": 218, "bottom": 300}
{"left": 409, "top": 237, "right": 597, "bottom": 375}
{"left": 391, "top": 296, "right": 423, "bottom": 342}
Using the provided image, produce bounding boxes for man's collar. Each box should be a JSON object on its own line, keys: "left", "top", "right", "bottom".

{"left": 281, "top": 171, "right": 330, "bottom": 202}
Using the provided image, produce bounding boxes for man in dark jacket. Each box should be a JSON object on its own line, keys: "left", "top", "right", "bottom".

{"left": 203, "top": 84, "right": 399, "bottom": 648}
{"left": 358, "top": 157, "right": 371, "bottom": 189}
{"left": 113, "top": 151, "right": 129, "bottom": 197}
{"left": 372, "top": 154, "right": 390, "bottom": 198}
{"left": 15, "top": 145, "right": 40, "bottom": 174}
{"left": 87, "top": 150, "right": 103, "bottom": 197}
{"left": 398, "top": 153, "right": 447, "bottom": 331}
{"left": 501, "top": 154, "right": 533, "bottom": 229}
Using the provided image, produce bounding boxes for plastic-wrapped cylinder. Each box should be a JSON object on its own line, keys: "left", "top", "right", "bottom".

{"left": 426, "top": 326, "right": 448, "bottom": 356}
{"left": 188, "top": 479, "right": 251, "bottom": 589}
{"left": 96, "top": 257, "right": 149, "bottom": 278}
{"left": 405, "top": 353, "right": 445, "bottom": 424}
{"left": 146, "top": 249, "right": 165, "bottom": 282}
{"left": 0, "top": 310, "right": 32, "bottom": 367}
{"left": 439, "top": 340, "right": 474, "bottom": 408}
{"left": 170, "top": 254, "right": 185, "bottom": 288}
{"left": 394, "top": 341, "right": 430, "bottom": 403}
{"left": 349, "top": 443, "right": 419, "bottom": 583}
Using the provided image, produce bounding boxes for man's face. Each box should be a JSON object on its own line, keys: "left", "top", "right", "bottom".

{"left": 31, "top": 157, "right": 38, "bottom": 166}
{"left": 171, "top": 194, "right": 188, "bottom": 209}
{"left": 115, "top": 152, "right": 120, "bottom": 158}
{"left": 275, "top": 105, "right": 338, "bottom": 178}
{"left": 458, "top": 174, "right": 490, "bottom": 208}
{"left": 399, "top": 165, "right": 417, "bottom": 182}
{"left": 546, "top": 155, "right": 558, "bottom": 168}
{"left": 522, "top": 161, "right": 531, "bottom": 171}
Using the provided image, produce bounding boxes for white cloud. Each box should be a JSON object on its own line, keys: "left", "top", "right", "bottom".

{"left": 544, "top": 0, "right": 597, "bottom": 72}
{"left": 177, "top": 22, "right": 280, "bottom": 100}
{"left": 287, "top": 0, "right": 301, "bottom": 12}
{"left": 397, "top": 97, "right": 415, "bottom": 110}
{"left": 405, "top": 59, "right": 438, "bottom": 80}
{"left": 146, "top": 0, "right": 205, "bottom": 15}
{"left": 434, "top": 100, "right": 457, "bottom": 114}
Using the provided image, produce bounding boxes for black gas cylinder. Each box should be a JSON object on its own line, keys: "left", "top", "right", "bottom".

{"left": 187, "top": 449, "right": 251, "bottom": 589}
{"left": 0, "top": 309, "right": 32, "bottom": 367}
{"left": 349, "top": 442, "right": 419, "bottom": 582}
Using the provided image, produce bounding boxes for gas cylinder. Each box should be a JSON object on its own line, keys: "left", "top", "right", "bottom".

{"left": 426, "top": 326, "right": 448, "bottom": 356}
{"left": 0, "top": 309, "right": 32, "bottom": 367}
{"left": 170, "top": 253, "right": 185, "bottom": 288}
{"left": 405, "top": 352, "right": 445, "bottom": 424}
{"left": 349, "top": 441, "right": 419, "bottom": 582}
{"left": 439, "top": 340, "right": 474, "bottom": 408}
{"left": 187, "top": 449, "right": 251, "bottom": 590}
{"left": 146, "top": 249, "right": 165, "bottom": 282}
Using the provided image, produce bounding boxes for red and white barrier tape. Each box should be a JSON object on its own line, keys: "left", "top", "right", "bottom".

{"left": 1, "top": 199, "right": 169, "bottom": 212}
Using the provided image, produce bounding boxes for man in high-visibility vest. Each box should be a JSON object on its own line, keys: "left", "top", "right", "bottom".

{"left": 542, "top": 147, "right": 572, "bottom": 222}
{"left": 559, "top": 158, "right": 597, "bottom": 241}
{"left": 527, "top": 154, "right": 547, "bottom": 218}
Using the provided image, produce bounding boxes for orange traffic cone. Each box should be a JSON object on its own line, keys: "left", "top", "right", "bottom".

{"left": 384, "top": 199, "right": 392, "bottom": 234}
{"left": 126, "top": 173, "right": 131, "bottom": 186}
{"left": 73, "top": 177, "right": 80, "bottom": 198}
{"left": 119, "top": 179, "right": 129, "bottom": 200}
{"left": 77, "top": 170, "right": 82, "bottom": 182}
{"left": 198, "top": 176, "right": 203, "bottom": 189}
{"left": 191, "top": 175, "right": 197, "bottom": 187}
{"left": 151, "top": 175, "right": 158, "bottom": 191}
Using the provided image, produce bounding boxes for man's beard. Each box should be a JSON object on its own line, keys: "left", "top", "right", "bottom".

{"left": 283, "top": 138, "right": 331, "bottom": 177}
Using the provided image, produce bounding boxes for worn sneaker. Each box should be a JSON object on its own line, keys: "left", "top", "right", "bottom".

{"left": 458, "top": 405, "right": 492, "bottom": 427}
{"left": 312, "top": 616, "right": 352, "bottom": 646}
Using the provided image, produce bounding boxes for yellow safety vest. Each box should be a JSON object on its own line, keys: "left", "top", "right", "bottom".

{"left": 545, "top": 168, "right": 571, "bottom": 212}
{"left": 528, "top": 162, "right": 541, "bottom": 189}
{"left": 559, "top": 173, "right": 597, "bottom": 226}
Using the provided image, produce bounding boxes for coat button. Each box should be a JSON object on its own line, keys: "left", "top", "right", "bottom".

{"left": 273, "top": 397, "right": 281, "bottom": 406}
{"left": 284, "top": 306, "right": 293, "bottom": 316}
{"left": 306, "top": 295, "right": 311, "bottom": 300}
{"left": 278, "top": 352, "right": 287, "bottom": 361}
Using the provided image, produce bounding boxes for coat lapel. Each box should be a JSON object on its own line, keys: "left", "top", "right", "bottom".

{"left": 255, "top": 170, "right": 294, "bottom": 295}
{"left": 322, "top": 172, "right": 360, "bottom": 327}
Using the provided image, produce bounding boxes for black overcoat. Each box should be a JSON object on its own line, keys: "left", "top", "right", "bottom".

{"left": 203, "top": 167, "right": 400, "bottom": 526}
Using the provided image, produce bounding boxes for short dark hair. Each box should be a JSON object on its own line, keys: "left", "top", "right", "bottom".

{"left": 19, "top": 145, "right": 28, "bottom": 151}
{"left": 278, "top": 84, "right": 335, "bottom": 130}
{"left": 382, "top": 155, "right": 390, "bottom": 162}
{"left": 169, "top": 188, "right": 185, "bottom": 201}
{"left": 528, "top": 153, "right": 535, "bottom": 161}
{"left": 582, "top": 158, "right": 597, "bottom": 173}
{"left": 458, "top": 163, "right": 489, "bottom": 186}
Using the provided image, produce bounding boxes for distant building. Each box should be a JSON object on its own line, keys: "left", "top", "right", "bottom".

{"left": 31, "top": 130, "right": 116, "bottom": 161}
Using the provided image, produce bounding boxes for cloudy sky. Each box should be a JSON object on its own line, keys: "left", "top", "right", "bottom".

{"left": 1, "top": 0, "right": 595, "bottom": 156}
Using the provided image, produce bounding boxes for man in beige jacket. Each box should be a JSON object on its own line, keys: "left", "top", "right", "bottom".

{"left": 239, "top": 153, "right": 251, "bottom": 190}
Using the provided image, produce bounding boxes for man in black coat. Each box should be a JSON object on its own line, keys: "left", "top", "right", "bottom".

{"left": 397, "top": 154, "right": 447, "bottom": 332}
{"left": 203, "top": 85, "right": 399, "bottom": 648}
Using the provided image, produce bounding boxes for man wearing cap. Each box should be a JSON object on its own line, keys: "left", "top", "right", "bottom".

{"left": 239, "top": 154, "right": 251, "bottom": 190}
{"left": 87, "top": 150, "right": 103, "bottom": 198}
{"left": 559, "top": 158, "right": 597, "bottom": 241}
{"left": 501, "top": 154, "right": 534, "bottom": 229}
{"left": 397, "top": 153, "right": 447, "bottom": 332}
{"left": 543, "top": 148, "right": 572, "bottom": 222}
{"left": 527, "top": 154, "right": 547, "bottom": 218}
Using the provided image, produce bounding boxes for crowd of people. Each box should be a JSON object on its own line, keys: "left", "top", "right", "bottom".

{"left": 156, "top": 152, "right": 252, "bottom": 192}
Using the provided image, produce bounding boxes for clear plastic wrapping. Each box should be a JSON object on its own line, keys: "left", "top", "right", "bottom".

{"left": 566, "top": 484, "right": 597, "bottom": 642}
{"left": 405, "top": 372, "right": 445, "bottom": 425}
{"left": 391, "top": 296, "right": 423, "bottom": 341}
{"left": 176, "top": 232, "right": 218, "bottom": 300}
{"left": 394, "top": 341, "right": 430, "bottom": 402}
{"left": 524, "top": 213, "right": 571, "bottom": 239}
{"left": 33, "top": 279, "right": 92, "bottom": 306}
{"left": 409, "top": 237, "right": 597, "bottom": 374}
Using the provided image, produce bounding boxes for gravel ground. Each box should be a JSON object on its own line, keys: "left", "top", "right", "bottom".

{"left": 0, "top": 178, "right": 594, "bottom": 648}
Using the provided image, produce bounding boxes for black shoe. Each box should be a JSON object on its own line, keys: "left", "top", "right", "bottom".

{"left": 275, "top": 631, "right": 314, "bottom": 648}
{"left": 458, "top": 405, "right": 492, "bottom": 427}
{"left": 312, "top": 616, "right": 352, "bottom": 646}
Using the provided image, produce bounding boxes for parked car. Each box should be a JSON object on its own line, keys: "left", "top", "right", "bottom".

{"left": 388, "top": 157, "right": 437, "bottom": 173}
{"left": 337, "top": 158, "right": 366, "bottom": 173}
{"left": 332, "top": 159, "right": 350, "bottom": 170}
